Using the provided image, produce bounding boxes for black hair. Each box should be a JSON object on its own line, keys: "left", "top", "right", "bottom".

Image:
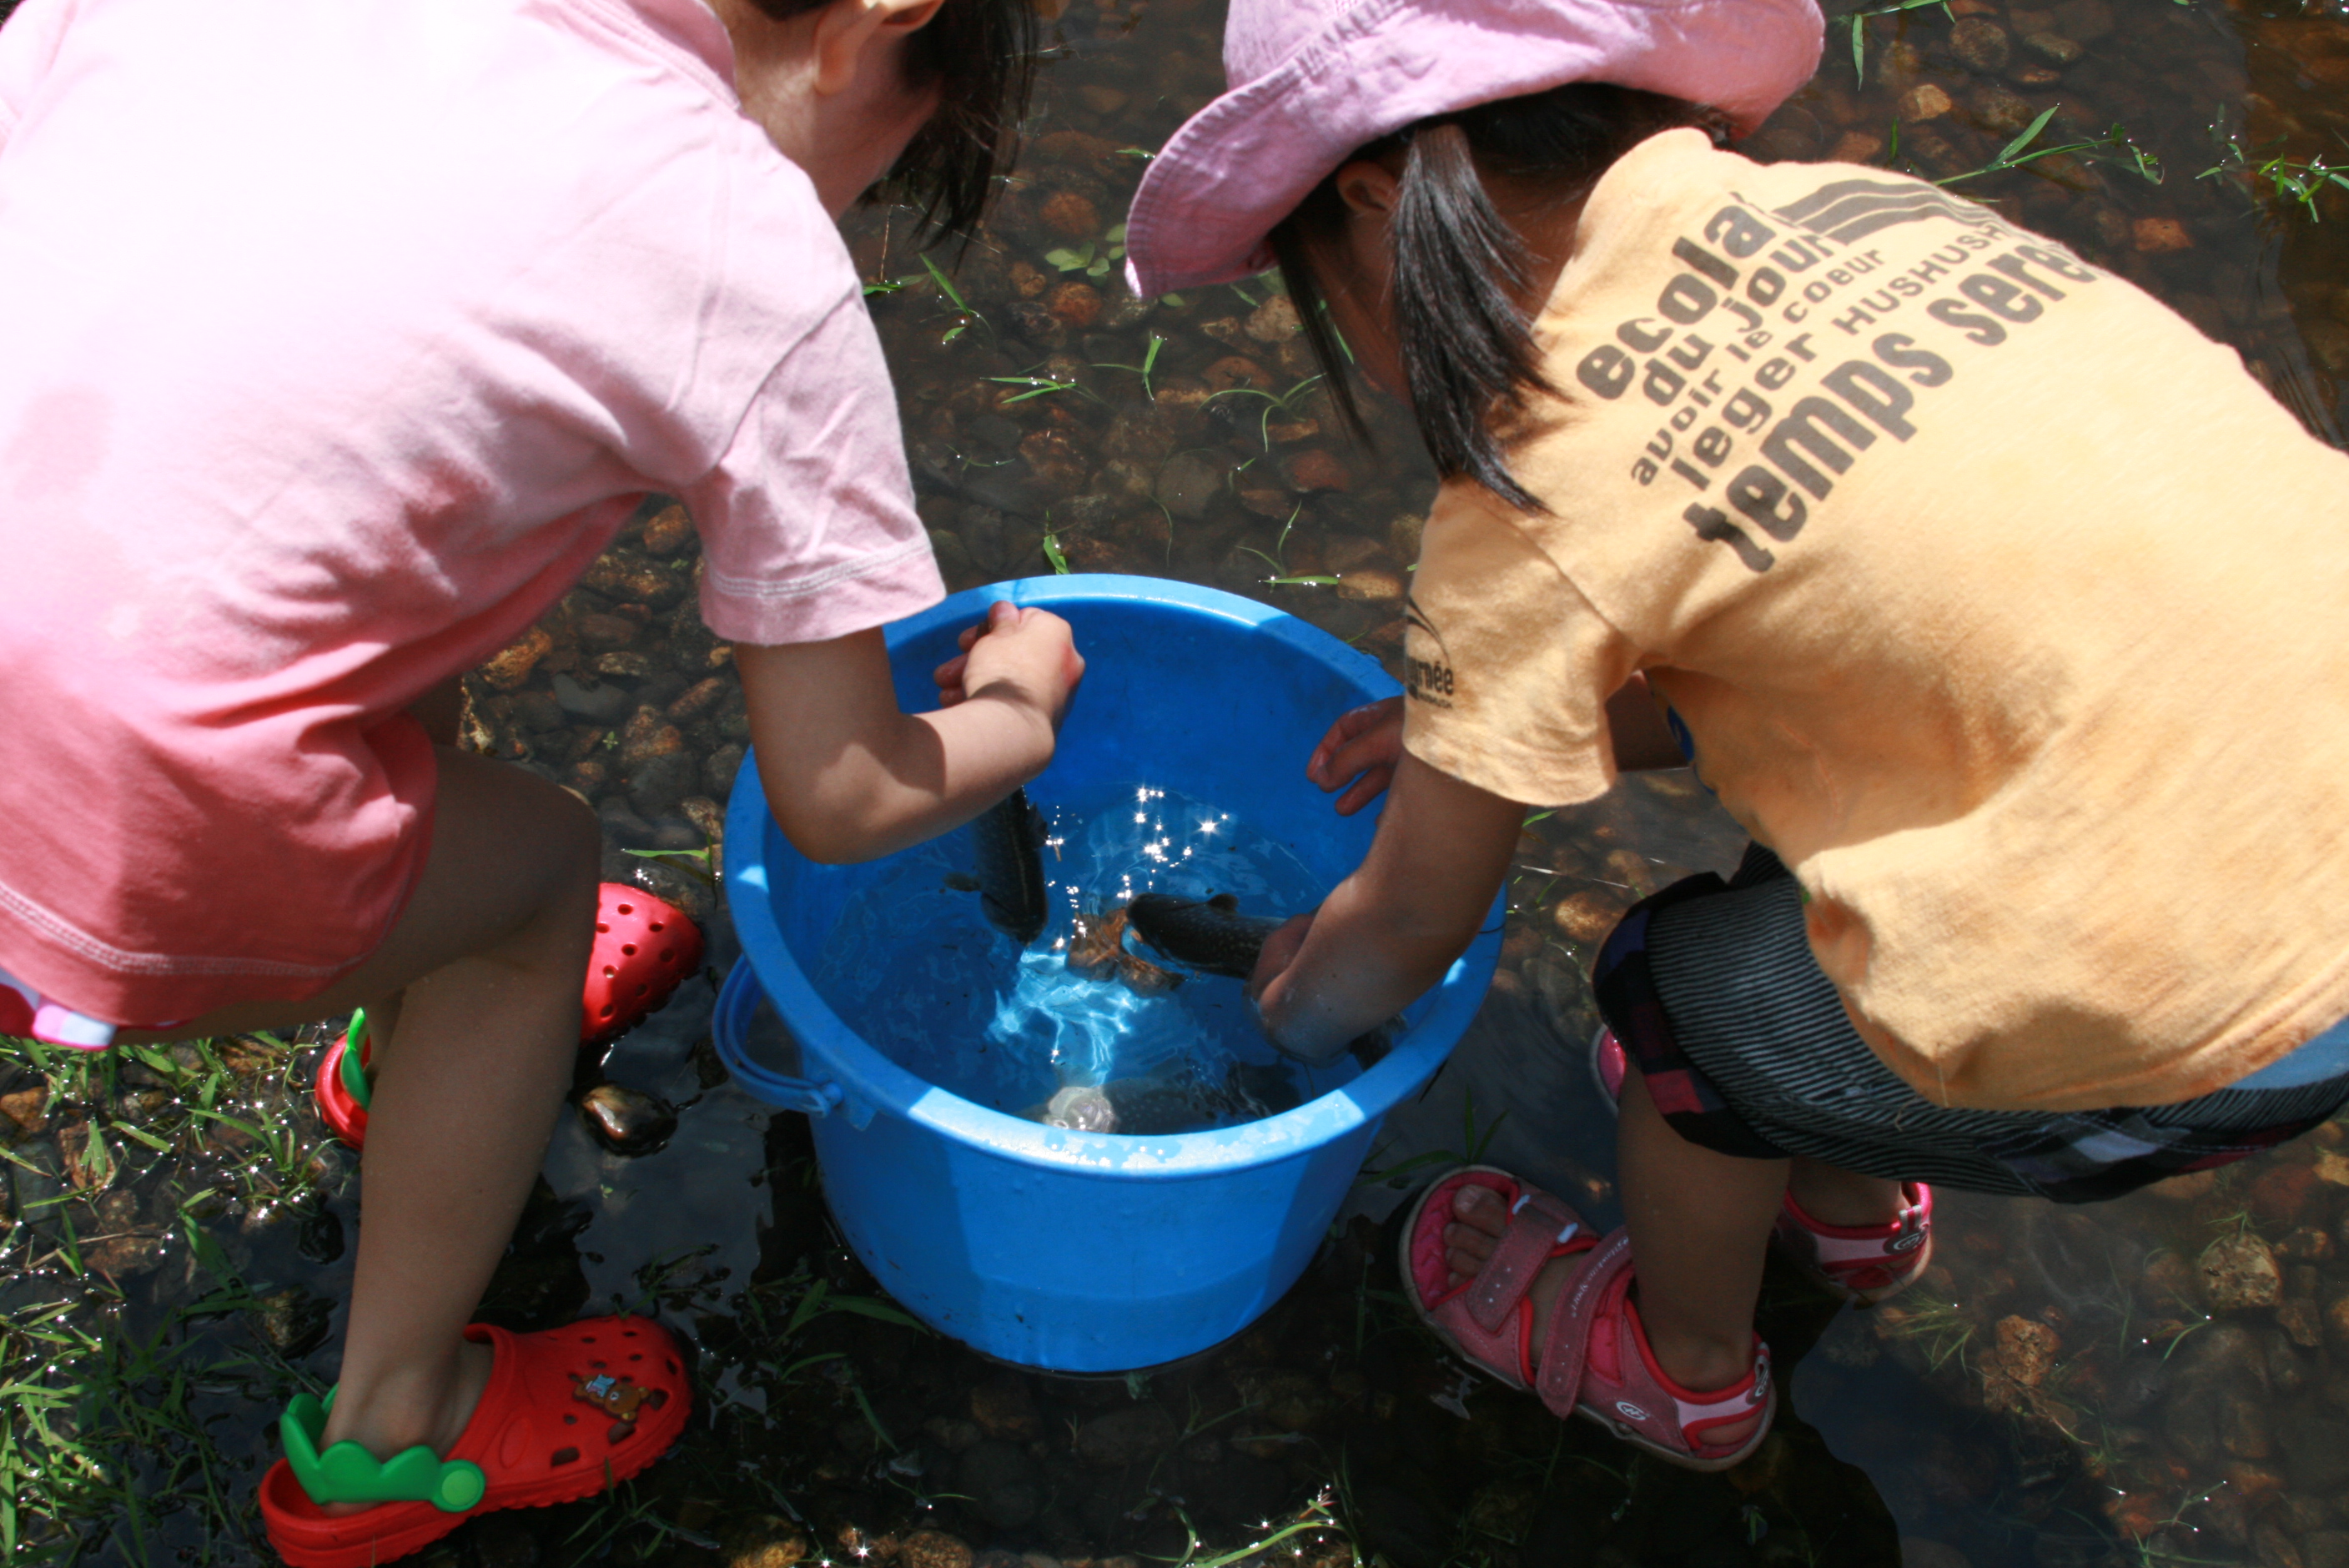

{"left": 750, "top": 0, "right": 1038, "bottom": 240}
{"left": 1271, "top": 83, "right": 1732, "bottom": 513}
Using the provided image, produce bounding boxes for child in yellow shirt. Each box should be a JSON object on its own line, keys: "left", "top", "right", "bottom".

{"left": 1121, "top": 0, "right": 2349, "bottom": 1470}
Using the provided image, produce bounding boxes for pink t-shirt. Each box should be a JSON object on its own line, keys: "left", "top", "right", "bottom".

{"left": 0, "top": 0, "right": 943, "bottom": 1024}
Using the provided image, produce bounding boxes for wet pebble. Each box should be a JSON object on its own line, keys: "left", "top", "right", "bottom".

{"left": 901, "top": 1530, "right": 976, "bottom": 1568}
{"left": 2202, "top": 1232, "right": 2283, "bottom": 1312}
{"left": 721, "top": 1516, "right": 812, "bottom": 1568}
{"left": 579, "top": 1083, "right": 678, "bottom": 1156}
{"left": 1284, "top": 450, "right": 1350, "bottom": 492}
{"left": 640, "top": 502, "right": 695, "bottom": 555}
{"left": 1038, "top": 191, "right": 1101, "bottom": 239}
{"left": 1074, "top": 1404, "right": 1176, "bottom": 1465}
{"left": 2022, "top": 30, "right": 2083, "bottom": 66}
{"left": 1900, "top": 83, "right": 1954, "bottom": 121}
{"left": 480, "top": 626, "right": 554, "bottom": 691}
{"left": 970, "top": 1375, "right": 1040, "bottom": 1440}
{"left": 553, "top": 673, "right": 632, "bottom": 723}
{"left": 1950, "top": 18, "right": 2012, "bottom": 72}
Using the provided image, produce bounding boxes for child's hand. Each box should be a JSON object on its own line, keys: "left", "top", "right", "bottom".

{"left": 1305, "top": 696, "right": 1404, "bottom": 815}
{"left": 1246, "top": 913, "right": 1314, "bottom": 1004}
{"left": 933, "top": 601, "right": 1085, "bottom": 728}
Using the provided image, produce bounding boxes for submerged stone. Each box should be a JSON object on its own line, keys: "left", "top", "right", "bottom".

{"left": 579, "top": 1083, "right": 677, "bottom": 1156}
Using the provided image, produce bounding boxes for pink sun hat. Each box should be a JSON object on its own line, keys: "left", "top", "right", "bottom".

{"left": 1124, "top": 0, "right": 1824, "bottom": 298}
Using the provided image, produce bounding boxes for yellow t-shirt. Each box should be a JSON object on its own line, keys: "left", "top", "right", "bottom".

{"left": 1403, "top": 128, "right": 2349, "bottom": 1113}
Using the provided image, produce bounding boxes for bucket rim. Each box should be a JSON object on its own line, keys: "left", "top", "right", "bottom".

{"left": 722, "top": 574, "right": 1503, "bottom": 1179}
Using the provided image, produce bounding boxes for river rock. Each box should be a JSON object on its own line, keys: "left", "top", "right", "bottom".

{"left": 970, "top": 1375, "right": 1040, "bottom": 1440}
{"left": 2201, "top": 1233, "right": 2282, "bottom": 1312}
{"left": 1949, "top": 18, "right": 2012, "bottom": 72}
{"left": 480, "top": 626, "right": 555, "bottom": 691}
{"left": 1074, "top": 1405, "right": 1176, "bottom": 1466}
{"left": 703, "top": 743, "right": 746, "bottom": 802}
{"left": 1967, "top": 83, "right": 2037, "bottom": 136}
{"left": 1154, "top": 451, "right": 1228, "bottom": 520}
{"left": 251, "top": 1286, "right": 332, "bottom": 1357}
{"left": 2021, "top": 31, "right": 2083, "bottom": 65}
{"left": 553, "top": 673, "right": 632, "bottom": 724}
{"left": 901, "top": 1531, "right": 974, "bottom": 1568}
{"left": 576, "top": 611, "right": 641, "bottom": 651}
{"left": 1285, "top": 450, "right": 1351, "bottom": 492}
{"left": 959, "top": 1440, "right": 1044, "bottom": 1528}
{"left": 1045, "top": 281, "right": 1103, "bottom": 329}
{"left": 1247, "top": 294, "right": 1302, "bottom": 341}
{"left": 721, "top": 1517, "right": 810, "bottom": 1568}
{"left": 1899, "top": 83, "right": 1955, "bottom": 122}
{"left": 1335, "top": 569, "right": 1403, "bottom": 605}
{"left": 2279, "top": 1413, "right": 2349, "bottom": 1492}
{"left": 640, "top": 503, "right": 695, "bottom": 555}
{"left": 579, "top": 1083, "right": 677, "bottom": 1156}
{"left": 1038, "top": 191, "right": 1100, "bottom": 239}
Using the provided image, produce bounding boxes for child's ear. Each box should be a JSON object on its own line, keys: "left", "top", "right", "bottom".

{"left": 812, "top": 0, "right": 946, "bottom": 96}
{"left": 1334, "top": 160, "right": 1400, "bottom": 218}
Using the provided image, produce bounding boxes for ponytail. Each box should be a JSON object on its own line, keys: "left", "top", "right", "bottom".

{"left": 1272, "top": 83, "right": 1733, "bottom": 515}
{"left": 1391, "top": 122, "right": 1548, "bottom": 512}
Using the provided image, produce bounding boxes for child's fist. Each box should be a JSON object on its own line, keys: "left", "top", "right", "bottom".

{"left": 933, "top": 601, "right": 1084, "bottom": 727}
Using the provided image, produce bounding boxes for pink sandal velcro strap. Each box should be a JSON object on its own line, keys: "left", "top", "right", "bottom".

{"left": 1464, "top": 1187, "right": 1587, "bottom": 1336}
{"left": 1400, "top": 1166, "right": 1594, "bottom": 1395}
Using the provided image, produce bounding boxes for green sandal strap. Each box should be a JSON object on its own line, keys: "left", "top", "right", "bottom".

{"left": 339, "top": 1009, "right": 374, "bottom": 1112}
{"left": 279, "top": 1390, "right": 485, "bottom": 1512}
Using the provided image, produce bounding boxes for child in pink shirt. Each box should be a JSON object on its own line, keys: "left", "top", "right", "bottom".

{"left": 0, "top": 0, "right": 1075, "bottom": 1560}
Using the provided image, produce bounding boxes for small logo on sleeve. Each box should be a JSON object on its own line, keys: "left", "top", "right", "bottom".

{"left": 1403, "top": 595, "right": 1456, "bottom": 709}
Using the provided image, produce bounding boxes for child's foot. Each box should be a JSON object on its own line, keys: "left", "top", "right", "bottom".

{"left": 262, "top": 1319, "right": 691, "bottom": 1568}
{"left": 315, "top": 1336, "right": 496, "bottom": 1516}
{"left": 1444, "top": 1181, "right": 1768, "bottom": 1454}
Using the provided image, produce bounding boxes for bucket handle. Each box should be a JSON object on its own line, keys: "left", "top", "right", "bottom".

{"left": 712, "top": 957, "right": 845, "bottom": 1118}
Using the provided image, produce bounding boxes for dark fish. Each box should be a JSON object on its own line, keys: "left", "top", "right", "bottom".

{"left": 1125, "top": 892, "right": 1397, "bottom": 1068}
{"left": 972, "top": 787, "right": 1049, "bottom": 944}
{"left": 1124, "top": 892, "right": 1284, "bottom": 979}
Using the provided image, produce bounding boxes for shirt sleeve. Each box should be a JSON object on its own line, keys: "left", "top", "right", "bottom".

{"left": 681, "top": 288, "right": 943, "bottom": 646}
{"left": 1401, "top": 485, "right": 1640, "bottom": 808}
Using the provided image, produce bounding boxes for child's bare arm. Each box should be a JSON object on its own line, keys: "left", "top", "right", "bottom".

{"left": 1250, "top": 751, "right": 1525, "bottom": 1062}
{"left": 736, "top": 601, "right": 1083, "bottom": 864}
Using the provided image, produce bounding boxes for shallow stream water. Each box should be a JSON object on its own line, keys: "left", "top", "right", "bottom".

{"left": 4, "top": 0, "right": 2349, "bottom": 1564}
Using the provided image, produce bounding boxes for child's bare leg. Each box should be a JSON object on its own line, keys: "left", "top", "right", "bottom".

{"left": 123, "top": 751, "right": 600, "bottom": 1468}
{"left": 1444, "top": 1068, "right": 1783, "bottom": 1446}
{"left": 1787, "top": 1157, "right": 1904, "bottom": 1226}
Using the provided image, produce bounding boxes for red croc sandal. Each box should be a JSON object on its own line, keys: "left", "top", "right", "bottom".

{"left": 314, "top": 1010, "right": 374, "bottom": 1149}
{"left": 581, "top": 883, "right": 704, "bottom": 1043}
{"left": 259, "top": 1315, "right": 692, "bottom": 1568}
{"left": 1400, "top": 1165, "right": 1774, "bottom": 1472}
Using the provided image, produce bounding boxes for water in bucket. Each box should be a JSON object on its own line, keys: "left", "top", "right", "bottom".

{"left": 807, "top": 777, "right": 1365, "bottom": 1133}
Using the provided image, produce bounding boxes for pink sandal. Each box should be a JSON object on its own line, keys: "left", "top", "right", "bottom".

{"left": 1589, "top": 1028, "right": 1934, "bottom": 1308}
{"left": 1772, "top": 1181, "right": 1933, "bottom": 1305}
{"left": 1399, "top": 1166, "right": 1775, "bottom": 1471}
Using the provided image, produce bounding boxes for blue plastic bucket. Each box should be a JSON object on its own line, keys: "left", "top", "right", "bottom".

{"left": 716, "top": 575, "right": 1501, "bottom": 1372}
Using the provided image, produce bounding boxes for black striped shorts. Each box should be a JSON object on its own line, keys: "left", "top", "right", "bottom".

{"left": 1592, "top": 845, "right": 2349, "bottom": 1203}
